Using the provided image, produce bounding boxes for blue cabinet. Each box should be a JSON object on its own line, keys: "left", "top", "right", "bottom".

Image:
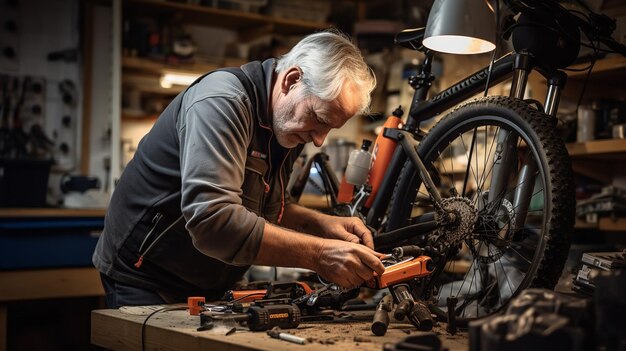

{"left": 0, "top": 209, "right": 105, "bottom": 269}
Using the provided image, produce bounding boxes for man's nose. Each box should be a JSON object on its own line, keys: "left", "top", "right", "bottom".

{"left": 312, "top": 129, "right": 330, "bottom": 147}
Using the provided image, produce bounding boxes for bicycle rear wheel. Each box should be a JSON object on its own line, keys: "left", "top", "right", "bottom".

{"left": 385, "top": 96, "right": 575, "bottom": 319}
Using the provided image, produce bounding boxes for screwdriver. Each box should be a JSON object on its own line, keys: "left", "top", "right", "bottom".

{"left": 371, "top": 294, "right": 393, "bottom": 336}
{"left": 267, "top": 327, "right": 307, "bottom": 345}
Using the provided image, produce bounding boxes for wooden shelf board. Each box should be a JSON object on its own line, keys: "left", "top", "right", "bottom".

{"left": 125, "top": 0, "right": 328, "bottom": 36}
{"left": 533, "top": 56, "right": 626, "bottom": 103}
{"left": 566, "top": 139, "right": 626, "bottom": 157}
{"left": 122, "top": 56, "right": 220, "bottom": 76}
{"left": 576, "top": 217, "right": 626, "bottom": 232}
{"left": 575, "top": 218, "right": 597, "bottom": 229}
{"left": 122, "top": 113, "right": 159, "bottom": 122}
{"left": 567, "top": 56, "right": 626, "bottom": 79}
{"left": 0, "top": 208, "right": 106, "bottom": 218}
{"left": 598, "top": 217, "right": 626, "bottom": 231}
{"left": 298, "top": 194, "right": 332, "bottom": 209}
{"left": 0, "top": 268, "right": 103, "bottom": 301}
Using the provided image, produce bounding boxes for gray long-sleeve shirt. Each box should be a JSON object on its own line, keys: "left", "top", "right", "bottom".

{"left": 93, "top": 60, "right": 302, "bottom": 299}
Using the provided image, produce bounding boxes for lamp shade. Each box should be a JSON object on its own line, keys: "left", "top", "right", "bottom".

{"left": 423, "top": 0, "right": 496, "bottom": 55}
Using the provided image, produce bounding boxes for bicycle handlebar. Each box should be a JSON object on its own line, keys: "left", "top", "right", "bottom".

{"left": 503, "top": 0, "right": 626, "bottom": 57}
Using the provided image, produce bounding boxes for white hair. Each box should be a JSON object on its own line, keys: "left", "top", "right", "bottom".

{"left": 275, "top": 30, "right": 376, "bottom": 115}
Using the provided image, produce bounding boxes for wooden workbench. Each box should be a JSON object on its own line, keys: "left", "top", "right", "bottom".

{"left": 91, "top": 306, "right": 469, "bottom": 351}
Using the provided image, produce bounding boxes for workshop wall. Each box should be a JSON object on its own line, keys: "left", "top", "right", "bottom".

{"left": 86, "top": 3, "right": 114, "bottom": 200}
{"left": 0, "top": 0, "right": 82, "bottom": 206}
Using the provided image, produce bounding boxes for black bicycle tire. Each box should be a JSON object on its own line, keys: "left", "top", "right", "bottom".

{"left": 384, "top": 96, "right": 575, "bottom": 312}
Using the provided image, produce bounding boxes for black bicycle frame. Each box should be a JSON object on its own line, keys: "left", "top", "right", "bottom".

{"left": 367, "top": 50, "right": 567, "bottom": 241}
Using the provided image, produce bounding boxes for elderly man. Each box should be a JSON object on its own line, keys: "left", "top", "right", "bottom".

{"left": 93, "top": 30, "right": 384, "bottom": 308}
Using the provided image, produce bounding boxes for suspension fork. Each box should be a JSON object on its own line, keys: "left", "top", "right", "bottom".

{"left": 488, "top": 54, "right": 566, "bottom": 232}
{"left": 510, "top": 72, "right": 566, "bottom": 231}
{"left": 486, "top": 54, "right": 532, "bottom": 224}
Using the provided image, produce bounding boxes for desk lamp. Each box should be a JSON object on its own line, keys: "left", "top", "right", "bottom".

{"left": 423, "top": 0, "right": 496, "bottom": 54}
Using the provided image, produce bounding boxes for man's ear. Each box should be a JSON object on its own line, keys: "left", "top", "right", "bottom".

{"left": 281, "top": 66, "right": 302, "bottom": 94}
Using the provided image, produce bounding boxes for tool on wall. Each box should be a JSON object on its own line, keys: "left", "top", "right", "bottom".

{"left": 54, "top": 79, "right": 77, "bottom": 170}
{"left": 0, "top": 74, "right": 52, "bottom": 159}
{"left": 0, "top": 0, "right": 19, "bottom": 72}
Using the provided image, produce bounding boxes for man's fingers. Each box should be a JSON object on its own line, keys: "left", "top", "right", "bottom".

{"left": 359, "top": 229, "right": 375, "bottom": 249}
{"left": 358, "top": 249, "right": 386, "bottom": 276}
{"left": 347, "top": 235, "right": 360, "bottom": 244}
{"left": 354, "top": 264, "right": 375, "bottom": 282}
{"left": 348, "top": 218, "right": 375, "bottom": 249}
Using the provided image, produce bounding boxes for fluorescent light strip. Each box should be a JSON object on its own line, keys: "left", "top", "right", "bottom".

{"left": 159, "top": 72, "right": 201, "bottom": 88}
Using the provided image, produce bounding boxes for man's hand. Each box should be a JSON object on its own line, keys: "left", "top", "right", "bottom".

{"left": 281, "top": 204, "right": 376, "bottom": 249}
{"left": 318, "top": 215, "right": 375, "bottom": 250}
{"left": 314, "top": 239, "right": 386, "bottom": 288}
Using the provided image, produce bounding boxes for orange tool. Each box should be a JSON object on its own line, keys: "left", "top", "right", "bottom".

{"left": 187, "top": 296, "right": 206, "bottom": 316}
{"left": 223, "top": 281, "right": 314, "bottom": 303}
{"left": 224, "top": 289, "right": 267, "bottom": 303}
{"left": 366, "top": 256, "right": 433, "bottom": 289}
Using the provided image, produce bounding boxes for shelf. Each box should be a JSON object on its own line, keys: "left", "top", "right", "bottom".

{"left": 567, "top": 139, "right": 626, "bottom": 183}
{"left": 122, "top": 112, "right": 159, "bottom": 121}
{"left": 0, "top": 208, "right": 106, "bottom": 218}
{"left": 567, "top": 56, "right": 626, "bottom": 79}
{"left": 560, "top": 56, "right": 626, "bottom": 103}
{"left": 575, "top": 217, "right": 626, "bottom": 232}
{"left": 566, "top": 139, "right": 626, "bottom": 158}
{"left": 298, "top": 194, "right": 332, "bottom": 209}
{"left": 122, "top": 56, "right": 220, "bottom": 76}
{"left": 530, "top": 56, "right": 626, "bottom": 104}
{"left": 124, "top": 0, "right": 330, "bottom": 41}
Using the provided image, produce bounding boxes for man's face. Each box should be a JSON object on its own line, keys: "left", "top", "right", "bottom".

{"left": 272, "top": 84, "right": 360, "bottom": 148}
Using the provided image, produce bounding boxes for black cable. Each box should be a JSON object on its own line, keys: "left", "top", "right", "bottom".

{"left": 316, "top": 162, "right": 332, "bottom": 207}
{"left": 574, "top": 35, "right": 599, "bottom": 113}
{"left": 141, "top": 306, "right": 187, "bottom": 351}
{"left": 563, "top": 64, "right": 595, "bottom": 72}
{"left": 483, "top": 0, "right": 500, "bottom": 97}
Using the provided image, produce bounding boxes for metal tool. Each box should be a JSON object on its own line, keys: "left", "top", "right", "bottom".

{"left": 292, "top": 283, "right": 358, "bottom": 310}
{"left": 199, "top": 300, "right": 301, "bottom": 332}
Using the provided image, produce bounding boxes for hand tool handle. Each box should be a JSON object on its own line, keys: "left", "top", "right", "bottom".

{"left": 371, "top": 294, "right": 392, "bottom": 336}
{"left": 408, "top": 301, "right": 433, "bottom": 331}
{"left": 392, "top": 284, "right": 414, "bottom": 320}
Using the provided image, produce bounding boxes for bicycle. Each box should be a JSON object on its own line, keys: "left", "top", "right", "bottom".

{"left": 291, "top": 0, "right": 626, "bottom": 323}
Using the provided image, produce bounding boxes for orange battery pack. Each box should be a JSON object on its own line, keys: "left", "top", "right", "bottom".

{"left": 365, "top": 116, "right": 403, "bottom": 208}
{"left": 366, "top": 256, "right": 433, "bottom": 289}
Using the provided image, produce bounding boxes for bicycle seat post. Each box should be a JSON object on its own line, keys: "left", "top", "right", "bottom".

{"left": 406, "top": 51, "right": 434, "bottom": 132}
